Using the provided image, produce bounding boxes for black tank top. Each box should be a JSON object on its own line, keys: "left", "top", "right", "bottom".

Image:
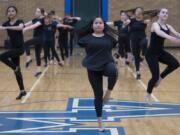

{"left": 147, "top": 23, "right": 170, "bottom": 54}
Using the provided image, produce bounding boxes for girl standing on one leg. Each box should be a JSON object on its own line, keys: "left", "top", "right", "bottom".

{"left": 145, "top": 8, "right": 180, "bottom": 105}
{"left": 23, "top": 8, "right": 45, "bottom": 77}
{"left": 78, "top": 17, "right": 118, "bottom": 131}
{"left": 0, "top": 6, "right": 27, "bottom": 100}
{"left": 127, "top": 7, "right": 150, "bottom": 79}
{"left": 113, "top": 11, "right": 131, "bottom": 65}
{"left": 43, "top": 14, "right": 72, "bottom": 67}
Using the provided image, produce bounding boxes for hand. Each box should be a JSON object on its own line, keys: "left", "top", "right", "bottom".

{"left": 68, "top": 26, "right": 74, "bottom": 29}
{"left": 170, "top": 37, "right": 180, "bottom": 44}
{"left": 0, "top": 26, "right": 6, "bottom": 30}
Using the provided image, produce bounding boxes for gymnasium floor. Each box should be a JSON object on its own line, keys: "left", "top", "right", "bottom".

{"left": 0, "top": 48, "right": 180, "bottom": 135}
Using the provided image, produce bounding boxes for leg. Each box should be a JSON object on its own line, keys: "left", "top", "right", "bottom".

{"left": 103, "top": 62, "right": 118, "bottom": 104}
{"left": 11, "top": 57, "right": 25, "bottom": 91}
{"left": 131, "top": 38, "right": 141, "bottom": 79}
{"left": 0, "top": 48, "right": 24, "bottom": 70}
{"left": 118, "top": 36, "right": 125, "bottom": 58}
{"left": 43, "top": 42, "right": 49, "bottom": 66}
{"left": 87, "top": 70, "right": 103, "bottom": 117}
{"left": 34, "top": 43, "right": 42, "bottom": 77}
{"left": 159, "top": 51, "right": 179, "bottom": 79}
{"left": 145, "top": 54, "right": 160, "bottom": 94}
{"left": 87, "top": 70, "right": 104, "bottom": 130}
{"left": 24, "top": 37, "right": 39, "bottom": 68}
{"left": 58, "top": 38, "right": 65, "bottom": 61}
{"left": 140, "top": 37, "right": 148, "bottom": 56}
{"left": 64, "top": 35, "right": 69, "bottom": 59}
{"left": 70, "top": 31, "right": 74, "bottom": 56}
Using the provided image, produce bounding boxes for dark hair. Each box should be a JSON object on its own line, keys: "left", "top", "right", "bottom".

{"left": 120, "top": 10, "right": 125, "bottom": 14}
{"left": 77, "top": 17, "right": 118, "bottom": 38}
{"left": 134, "top": 7, "right": 144, "bottom": 13}
{"left": 37, "top": 8, "right": 45, "bottom": 16}
{"left": 50, "top": 10, "right": 55, "bottom": 15}
{"left": 6, "top": 6, "right": 18, "bottom": 15}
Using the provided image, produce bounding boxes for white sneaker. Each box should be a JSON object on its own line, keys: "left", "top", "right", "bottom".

{"left": 145, "top": 93, "right": 152, "bottom": 105}
{"left": 98, "top": 127, "right": 105, "bottom": 132}
{"left": 98, "top": 118, "right": 105, "bottom": 132}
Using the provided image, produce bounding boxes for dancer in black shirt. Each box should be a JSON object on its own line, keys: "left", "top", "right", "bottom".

{"left": 78, "top": 17, "right": 118, "bottom": 132}
{"left": 0, "top": 6, "right": 26, "bottom": 100}
{"left": 23, "top": 8, "right": 45, "bottom": 77}
{"left": 127, "top": 7, "right": 150, "bottom": 79}
{"left": 145, "top": 8, "right": 180, "bottom": 104}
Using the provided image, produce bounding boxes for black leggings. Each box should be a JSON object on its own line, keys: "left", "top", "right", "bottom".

{"left": 43, "top": 40, "right": 60, "bottom": 64}
{"left": 58, "top": 36, "right": 69, "bottom": 61}
{"left": 24, "top": 37, "right": 43, "bottom": 66}
{"left": 70, "top": 31, "right": 74, "bottom": 56}
{"left": 145, "top": 50, "right": 179, "bottom": 94}
{"left": 131, "top": 37, "right": 148, "bottom": 71}
{"left": 87, "top": 62, "right": 118, "bottom": 117}
{"left": 0, "top": 48, "right": 25, "bottom": 91}
{"left": 118, "top": 35, "right": 131, "bottom": 58}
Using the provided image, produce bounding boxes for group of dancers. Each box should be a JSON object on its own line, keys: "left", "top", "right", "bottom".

{"left": 0, "top": 5, "right": 180, "bottom": 131}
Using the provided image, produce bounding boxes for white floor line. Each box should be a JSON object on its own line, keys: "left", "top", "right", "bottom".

{"left": 126, "top": 66, "right": 159, "bottom": 102}
{"left": 21, "top": 66, "right": 49, "bottom": 103}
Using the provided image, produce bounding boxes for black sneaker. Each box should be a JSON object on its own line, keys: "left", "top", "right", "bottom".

{"left": 25, "top": 59, "right": 32, "bottom": 68}
{"left": 114, "top": 53, "right": 120, "bottom": 59}
{"left": 34, "top": 72, "right": 42, "bottom": 77}
{"left": 16, "top": 91, "right": 27, "bottom": 100}
{"left": 136, "top": 74, "right": 141, "bottom": 80}
{"left": 44, "top": 64, "right": 47, "bottom": 67}
{"left": 125, "top": 61, "right": 130, "bottom": 65}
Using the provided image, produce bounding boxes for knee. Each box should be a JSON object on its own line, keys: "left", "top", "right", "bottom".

{"left": 106, "top": 64, "right": 118, "bottom": 77}
{"left": 173, "top": 61, "right": 179, "bottom": 70}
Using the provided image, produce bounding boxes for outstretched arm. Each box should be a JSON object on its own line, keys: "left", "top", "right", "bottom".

{"left": 153, "top": 22, "right": 180, "bottom": 44}
{"left": 167, "top": 24, "right": 180, "bottom": 39}
{"left": 5, "top": 23, "right": 24, "bottom": 31}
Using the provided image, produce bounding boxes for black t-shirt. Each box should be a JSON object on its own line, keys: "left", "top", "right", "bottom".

{"left": 78, "top": 34, "right": 117, "bottom": 71}
{"left": 3, "top": 19, "right": 24, "bottom": 48}
{"left": 114, "top": 20, "right": 129, "bottom": 36}
{"left": 58, "top": 27, "right": 68, "bottom": 39}
{"left": 43, "top": 23, "right": 57, "bottom": 42}
{"left": 129, "top": 18, "right": 147, "bottom": 38}
{"left": 32, "top": 18, "right": 44, "bottom": 37}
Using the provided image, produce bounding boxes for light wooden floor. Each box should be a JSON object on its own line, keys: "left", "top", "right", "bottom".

{"left": 0, "top": 48, "right": 180, "bottom": 135}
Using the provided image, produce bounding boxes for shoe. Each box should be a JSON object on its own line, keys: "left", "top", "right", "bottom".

{"left": 103, "top": 90, "right": 111, "bottom": 105}
{"left": 98, "top": 127, "right": 105, "bottom": 132}
{"left": 25, "top": 59, "right": 32, "bottom": 68}
{"left": 136, "top": 74, "right": 141, "bottom": 80}
{"left": 16, "top": 91, "right": 27, "bottom": 100}
{"left": 44, "top": 64, "right": 48, "bottom": 67}
{"left": 114, "top": 53, "right": 120, "bottom": 59}
{"left": 34, "top": 72, "right": 42, "bottom": 77}
{"left": 58, "top": 62, "right": 64, "bottom": 67}
{"left": 125, "top": 61, "right": 130, "bottom": 65}
{"left": 145, "top": 93, "right": 152, "bottom": 105}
